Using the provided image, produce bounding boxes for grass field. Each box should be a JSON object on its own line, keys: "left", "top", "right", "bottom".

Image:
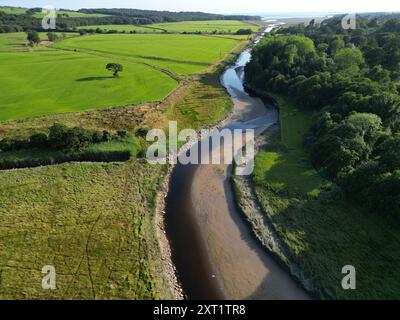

{"left": 77, "top": 25, "right": 161, "bottom": 33}
{"left": 252, "top": 95, "right": 400, "bottom": 299}
{"left": 0, "top": 6, "right": 27, "bottom": 15}
{"left": 254, "top": 95, "right": 326, "bottom": 196}
{"left": 0, "top": 6, "right": 109, "bottom": 17}
{"left": 0, "top": 50, "right": 177, "bottom": 121}
{"left": 56, "top": 33, "right": 247, "bottom": 75}
{"left": 0, "top": 32, "right": 245, "bottom": 121}
{"left": 0, "top": 160, "right": 169, "bottom": 299}
{"left": 79, "top": 20, "right": 262, "bottom": 34}
{"left": 149, "top": 20, "right": 261, "bottom": 33}
{"left": 0, "top": 32, "right": 78, "bottom": 52}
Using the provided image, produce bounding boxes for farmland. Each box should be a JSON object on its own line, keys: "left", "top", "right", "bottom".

{"left": 0, "top": 19, "right": 252, "bottom": 299}
{"left": 55, "top": 33, "right": 247, "bottom": 75}
{"left": 0, "top": 6, "right": 109, "bottom": 17}
{"left": 79, "top": 20, "right": 262, "bottom": 33}
{"left": 148, "top": 20, "right": 261, "bottom": 32}
{"left": 0, "top": 31, "right": 247, "bottom": 121}
{"left": 77, "top": 24, "right": 160, "bottom": 33}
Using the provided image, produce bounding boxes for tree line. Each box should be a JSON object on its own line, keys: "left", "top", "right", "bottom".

{"left": 245, "top": 15, "right": 400, "bottom": 217}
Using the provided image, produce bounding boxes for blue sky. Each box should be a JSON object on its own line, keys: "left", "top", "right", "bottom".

{"left": 1, "top": 0, "right": 400, "bottom": 14}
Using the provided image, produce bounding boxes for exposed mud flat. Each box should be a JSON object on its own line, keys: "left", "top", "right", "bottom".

{"left": 165, "top": 25, "right": 310, "bottom": 300}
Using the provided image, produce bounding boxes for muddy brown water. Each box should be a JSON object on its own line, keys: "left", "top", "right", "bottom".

{"left": 165, "top": 26, "right": 309, "bottom": 300}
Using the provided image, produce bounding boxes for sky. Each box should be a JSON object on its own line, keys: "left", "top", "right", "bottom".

{"left": 1, "top": 0, "right": 400, "bottom": 14}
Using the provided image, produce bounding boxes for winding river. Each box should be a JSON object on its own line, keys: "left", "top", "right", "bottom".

{"left": 165, "top": 26, "right": 309, "bottom": 300}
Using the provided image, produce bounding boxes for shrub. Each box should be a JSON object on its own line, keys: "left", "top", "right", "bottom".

{"left": 30, "top": 133, "right": 48, "bottom": 148}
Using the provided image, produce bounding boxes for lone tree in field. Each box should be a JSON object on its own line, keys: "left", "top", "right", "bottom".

{"left": 26, "top": 31, "right": 40, "bottom": 46}
{"left": 106, "top": 63, "right": 123, "bottom": 77}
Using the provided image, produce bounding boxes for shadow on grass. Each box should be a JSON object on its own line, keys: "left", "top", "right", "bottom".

{"left": 76, "top": 76, "right": 116, "bottom": 82}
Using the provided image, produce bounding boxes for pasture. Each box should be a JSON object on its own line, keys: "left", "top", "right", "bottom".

{"left": 56, "top": 33, "right": 246, "bottom": 75}
{"left": 0, "top": 6, "right": 109, "bottom": 17}
{"left": 80, "top": 20, "right": 262, "bottom": 34}
{"left": 0, "top": 161, "right": 169, "bottom": 299}
{"left": 77, "top": 25, "right": 161, "bottom": 33}
{"left": 253, "top": 95, "right": 325, "bottom": 196}
{"left": 0, "top": 50, "right": 177, "bottom": 121}
{"left": 0, "top": 31, "right": 245, "bottom": 121}
{"left": 148, "top": 20, "right": 262, "bottom": 33}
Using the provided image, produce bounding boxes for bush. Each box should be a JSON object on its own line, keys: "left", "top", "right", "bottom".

{"left": 236, "top": 29, "right": 252, "bottom": 35}
{"left": 102, "top": 130, "right": 112, "bottom": 142}
{"left": 30, "top": 133, "right": 48, "bottom": 148}
{"left": 117, "top": 130, "right": 128, "bottom": 138}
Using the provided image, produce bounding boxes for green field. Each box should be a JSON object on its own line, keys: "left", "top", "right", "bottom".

{"left": 0, "top": 32, "right": 78, "bottom": 52}
{"left": 80, "top": 20, "right": 262, "bottom": 34}
{"left": 0, "top": 6, "right": 27, "bottom": 15}
{"left": 252, "top": 95, "right": 400, "bottom": 299}
{"left": 77, "top": 25, "right": 161, "bottom": 33}
{"left": 56, "top": 33, "right": 245, "bottom": 75}
{"left": 0, "top": 49, "right": 177, "bottom": 121}
{"left": 0, "top": 6, "right": 109, "bottom": 17}
{"left": 254, "top": 95, "right": 326, "bottom": 196}
{"left": 149, "top": 20, "right": 261, "bottom": 33}
{"left": 0, "top": 160, "right": 169, "bottom": 299}
{"left": 0, "top": 32, "right": 244, "bottom": 121}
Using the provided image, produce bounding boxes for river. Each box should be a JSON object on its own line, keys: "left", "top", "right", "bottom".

{"left": 165, "top": 25, "right": 309, "bottom": 300}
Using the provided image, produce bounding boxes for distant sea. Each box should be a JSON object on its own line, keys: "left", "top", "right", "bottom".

{"left": 249, "top": 12, "right": 340, "bottom": 20}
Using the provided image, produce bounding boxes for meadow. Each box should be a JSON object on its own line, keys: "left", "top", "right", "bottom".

{"left": 252, "top": 95, "right": 400, "bottom": 299}
{"left": 0, "top": 6, "right": 109, "bottom": 17}
{"left": 149, "top": 20, "right": 261, "bottom": 33}
{"left": 77, "top": 25, "right": 162, "bottom": 33}
{"left": 0, "top": 50, "right": 177, "bottom": 121}
{"left": 80, "top": 20, "right": 262, "bottom": 34}
{"left": 0, "top": 160, "right": 169, "bottom": 299}
{"left": 0, "top": 31, "right": 247, "bottom": 121}
{"left": 56, "top": 33, "right": 247, "bottom": 75}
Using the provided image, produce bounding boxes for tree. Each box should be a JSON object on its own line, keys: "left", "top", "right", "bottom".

{"left": 106, "top": 63, "right": 123, "bottom": 77}
{"left": 26, "top": 31, "right": 40, "bottom": 46}
{"left": 47, "top": 32, "right": 59, "bottom": 42}
{"left": 30, "top": 133, "right": 48, "bottom": 148}
{"left": 48, "top": 123, "right": 69, "bottom": 150}
{"left": 334, "top": 47, "right": 365, "bottom": 72}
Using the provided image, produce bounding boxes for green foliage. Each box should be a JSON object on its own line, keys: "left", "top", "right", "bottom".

{"left": 46, "top": 32, "right": 58, "bottom": 42}
{"left": 334, "top": 47, "right": 365, "bottom": 72}
{"left": 106, "top": 62, "right": 123, "bottom": 77}
{"left": 26, "top": 30, "right": 40, "bottom": 45}
{"left": 253, "top": 97, "right": 400, "bottom": 299}
{"left": 235, "top": 29, "right": 253, "bottom": 35}
{"left": 246, "top": 20, "right": 400, "bottom": 217}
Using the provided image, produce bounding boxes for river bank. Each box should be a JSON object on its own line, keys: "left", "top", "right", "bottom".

{"left": 163, "top": 24, "right": 310, "bottom": 299}
{"left": 232, "top": 126, "right": 320, "bottom": 298}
